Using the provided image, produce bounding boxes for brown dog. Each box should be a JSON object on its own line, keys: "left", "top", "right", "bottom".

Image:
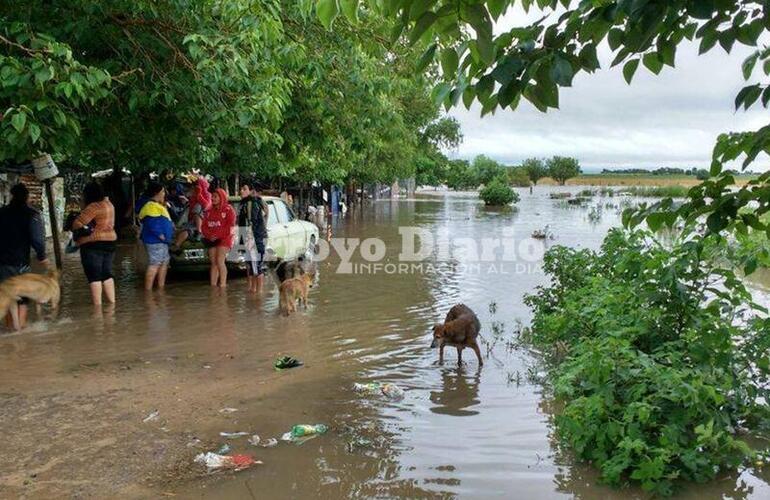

{"left": 431, "top": 304, "right": 483, "bottom": 366}
{"left": 0, "top": 269, "right": 61, "bottom": 330}
{"left": 279, "top": 272, "right": 313, "bottom": 316}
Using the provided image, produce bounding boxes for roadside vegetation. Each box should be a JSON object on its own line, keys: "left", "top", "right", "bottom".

{"left": 524, "top": 230, "right": 769, "bottom": 495}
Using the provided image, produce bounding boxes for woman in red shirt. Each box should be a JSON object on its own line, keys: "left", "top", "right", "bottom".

{"left": 201, "top": 188, "right": 235, "bottom": 287}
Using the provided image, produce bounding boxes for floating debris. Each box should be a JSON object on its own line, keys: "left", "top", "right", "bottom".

{"left": 281, "top": 424, "right": 328, "bottom": 444}
{"left": 532, "top": 225, "right": 554, "bottom": 240}
{"left": 260, "top": 438, "right": 278, "bottom": 448}
{"left": 220, "top": 432, "right": 249, "bottom": 439}
{"left": 353, "top": 382, "right": 405, "bottom": 401}
{"left": 143, "top": 410, "right": 160, "bottom": 423}
{"left": 194, "top": 452, "right": 260, "bottom": 471}
{"left": 274, "top": 356, "right": 303, "bottom": 370}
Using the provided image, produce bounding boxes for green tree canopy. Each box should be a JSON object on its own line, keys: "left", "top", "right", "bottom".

{"left": 1, "top": 0, "right": 458, "bottom": 188}
{"left": 547, "top": 155, "right": 581, "bottom": 185}
{"left": 473, "top": 154, "right": 506, "bottom": 185}
{"left": 522, "top": 157, "right": 547, "bottom": 185}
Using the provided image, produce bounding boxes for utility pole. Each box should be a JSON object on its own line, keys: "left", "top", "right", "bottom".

{"left": 33, "top": 155, "right": 62, "bottom": 270}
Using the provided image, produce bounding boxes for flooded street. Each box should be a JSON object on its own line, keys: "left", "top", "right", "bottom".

{"left": 1, "top": 186, "right": 769, "bottom": 499}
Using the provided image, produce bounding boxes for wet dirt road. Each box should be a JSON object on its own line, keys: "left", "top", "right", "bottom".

{"left": 1, "top": 187, "right": 769, "bottom": 499}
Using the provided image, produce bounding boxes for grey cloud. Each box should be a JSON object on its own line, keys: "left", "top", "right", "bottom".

{"left": 448, "top": 9, "right": 769, "bottom": 172}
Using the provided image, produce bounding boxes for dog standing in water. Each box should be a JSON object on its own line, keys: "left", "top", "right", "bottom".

{"left": 279, "top": 272, "right": 313, "bottom": 316}
{"left": 431, "top": 304, "right": 483, "bottom": 366}
{"left": 0, "top": 269, "right": 61, "bottom": 330}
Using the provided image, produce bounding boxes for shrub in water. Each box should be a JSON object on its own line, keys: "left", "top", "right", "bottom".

{"left": 525, "top": 229, "right": 770, "bottom": 495}
{"left": 480, "top": 176, "right": 519, "bottom": 206}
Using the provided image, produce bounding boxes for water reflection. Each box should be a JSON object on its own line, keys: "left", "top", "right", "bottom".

{"left": 430, "top": 366, "right": 481, "bottom": 417}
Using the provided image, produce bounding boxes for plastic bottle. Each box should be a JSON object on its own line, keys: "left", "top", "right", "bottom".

{"left": 290, "top": 424, "right": 329, "bottom": 438}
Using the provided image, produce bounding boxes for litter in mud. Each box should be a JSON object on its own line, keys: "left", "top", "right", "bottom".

{"left": 219, "top": 431, "right": 249, "bottom": 438}
{"left": 274, "top": 356, "right": 303, "bottom": 370}
{"left": 143, "top": 410, "right": 160, "bottom": 423}
{"left": 281, "top": 424, "right": 328, "bottom": 444}
{"left": 353, "top": 382, "right": 405, "bottom": 401}
{"left": 194, "top": 452, "right": 261, "bottom": 471}
{"left": 247, "top": 434, "right": 261, "bottom": 446}
{"left": 219, "top": 407, "right": 238, "bottom": 413}
{"left": 186, "top": 438, "right": 202, "bottom": 448}
{"left": 260, "top": 438, "right": 278, "bottom": 448}
{"left": 346, "top": 438, "right": 373, "bottom": 452}
{"left": 216, "top": 444, "right": 231, "bottom": 454}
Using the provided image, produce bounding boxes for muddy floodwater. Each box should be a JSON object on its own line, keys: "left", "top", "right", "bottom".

{"left": 1, "top": 186, "right": 769, "bottom": 499}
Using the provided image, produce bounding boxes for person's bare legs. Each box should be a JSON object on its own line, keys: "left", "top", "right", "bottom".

{"left": 247, "top": 275, "right": 256, "bottom": 292}
{"left": 90, "top": 281, "right": 103, "bottom": 306}
{"left": 173, "top": 230, "right": 189, "bottom": 249}
{"left": 208, "top": 247, "right": 219, "bottom": 287}
{"left": 18, "top": 304, "right": 27, "bottom": 329}
{"left": 103, "top": 278, "right": 116, "bottom": 304}
{"left": 216, "top": 247, "right": 228, "bottom": 287}
{"left": 157, "top": 263, "right": 168, "bottom": 289}
{"left": 256, "top": 273, "right": 264, "bottom": 292}
{"left": 145, "top": 265, "right": 159, "bottom": 290}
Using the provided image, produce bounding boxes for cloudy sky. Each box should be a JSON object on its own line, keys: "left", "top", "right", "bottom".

{"left": 447, "top": 8, "right": 769, "bottom": 172}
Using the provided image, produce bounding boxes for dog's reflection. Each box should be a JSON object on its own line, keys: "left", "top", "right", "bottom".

{"left": 429, "top": 366, "right": 481, "bottom": 417}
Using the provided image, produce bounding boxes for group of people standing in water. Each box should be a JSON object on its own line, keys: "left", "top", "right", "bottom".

{"left": 136, "top": 176, "right": 269, "bottom": 292}
{"left": 0, "top": 175, "right": 270, "bottom": 323}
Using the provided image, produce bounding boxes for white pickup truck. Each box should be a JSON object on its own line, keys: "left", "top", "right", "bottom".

{"left": 170, "top": 195, "right": 318, "bottom": 272}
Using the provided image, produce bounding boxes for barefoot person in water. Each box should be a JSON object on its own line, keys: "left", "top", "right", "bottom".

{"left": 201, "top": 188, "right": 235, "bottom": 287}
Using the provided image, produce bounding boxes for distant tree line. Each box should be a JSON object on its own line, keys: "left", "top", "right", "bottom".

{"left": 600, "top": 166, "right": 761, "bottom": 178}
{"left": 423, "top": 155, "right": 581, "bottom": 190}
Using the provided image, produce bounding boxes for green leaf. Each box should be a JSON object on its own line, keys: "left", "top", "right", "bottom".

{"left": 476, "top": 32, "right": 496, "bottom": 65}
{"left": 416, "top": 43, "right": 437, "bottom": 72}
{"left": 623, "top": 59, "right": 639, "bottom": 84}
{"left": 735, "top": 85, "right": 762, "bottom": 110}
{"left": 642, "top": 53, "right": 663, "bottom": 75}
{"left": 550, "top": 55, "right": 573, "bottom": 86}
{"left": 742, "top": 53, "right": 759, "bottom": 80}
{"left": 28, "top": 122, "right": 41, "bottom": 144}
{"left": 339, "top": 0, "right": 359, "bottom": 23}
{"left": 408, "top": 0, "right": 436, "bottom": 21}
{"left": 762, "top": 87, "right": 770, "bottom": 108}
{"left": 409, "top": 11, "right": 437, "bottom": 45}
{"left": 647, "top": 212, "right": 666, "bottom": 232}
{"left": 579, "top": 44, "right": 599, "bottom": 72}
{"left": 462, "top": 87, "right": 475, "bottom": 109}
{"left": 431, "top": 82, "right": 452, "bottom": 106}
{"left": 476, "top": 75, "right": 495, "bottom": 101}
{"left": 11, "top": 111, "right": 26, "bottom": 133}
{"left": 659, "top": 41, "right": 676, "bottom": 67}
{"left": 440, "top": 47, "right": 459, "bottom": 76}
{"left": 487, "top": 0, "right": 508, "bottom": 20}
{"left": 608, "top": 29, "right": 624, "bottom": 51}
{"left": 316, "top": 0, "right": 339, "bottom": 29}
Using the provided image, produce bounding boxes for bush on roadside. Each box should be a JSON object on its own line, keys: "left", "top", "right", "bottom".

{"left": 524, "top": 229, "right": 770, "bottom": 496}
{"left": 480, "top": 176, "right": 519, "bottom": 206}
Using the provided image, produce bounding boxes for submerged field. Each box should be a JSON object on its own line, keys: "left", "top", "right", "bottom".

{"left": 538, "top": 173, "right": 759, "bottom": 187}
